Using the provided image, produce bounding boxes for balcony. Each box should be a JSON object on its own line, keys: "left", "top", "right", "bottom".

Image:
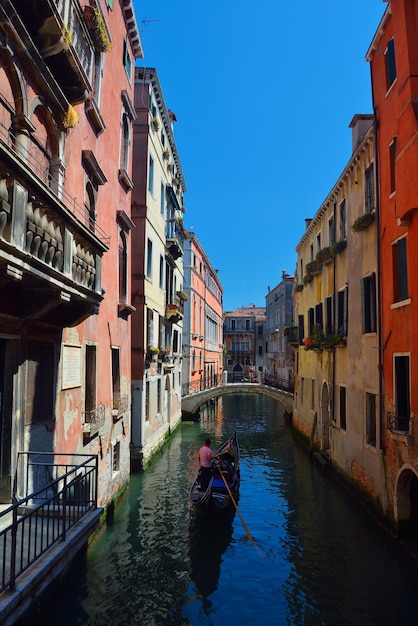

{"left": 0, "top": 121, "right": 108, "bottom": 327}
{"left": 112, "top": 394, "right": 129, "bottom": 420}
{"left": 387, "top": 412, "right": 411, "bottom": 436}
{"left": 166, "top": 218, "right": 185, "bottom": 260}
{"left": 166, "top": 295, "right": 184, "bottom": 324}
{"left": 82, "top": 403, "right": 105, "bottom": 438}
{"left": 7, "top": 0, "right": 95, "bottom": 105}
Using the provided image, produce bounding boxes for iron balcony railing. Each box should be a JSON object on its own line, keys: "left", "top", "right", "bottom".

{"left": 0, "top": 452, "right": 98, "bottom": 593}
{"left": 387, "top": 412, "right": 411, "bottom": 435}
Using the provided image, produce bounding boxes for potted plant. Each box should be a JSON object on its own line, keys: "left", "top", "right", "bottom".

{"left": 316, "top": 246, "right": 333, "bottom": 265}
{"left": 84, "top": 6, "right": 111, "bottom": 52}
{"left": 330, "top": 239, "right": 347, "bottom": 256}
{"left": 306, "top": 259, "right": 322, "bottom": 275}
{"left": 162, "top": 149, "right": 170, "bottom": 160}
{"left": 294, "top": 283, "right": 304, "bottom": 292}
{"left": 167, "top": 162, "right": 173, "bottom": 171}
{"left": 303, "top": 273, "right": 314, "bottom": 285}
{"left": 352, "top": 212, "right": 375, "bottom": 233}
{"left": 176, "top": 290, "right": 189, "bottom": 301}
{"left": 151, "top": 117, "right": 160, "bottom": 131}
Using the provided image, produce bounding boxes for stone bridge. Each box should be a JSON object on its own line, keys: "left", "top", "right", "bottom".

{"left": 181, "top": 383, "right": 294, "bottom": 420}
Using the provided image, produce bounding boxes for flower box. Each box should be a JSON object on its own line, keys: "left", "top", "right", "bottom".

{"left": 352, "top": 212, "right": 375, "bottom": 233}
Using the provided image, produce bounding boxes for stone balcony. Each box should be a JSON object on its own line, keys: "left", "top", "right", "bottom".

{"left": 0, "top": 122, "right": 108, "bottom": 328}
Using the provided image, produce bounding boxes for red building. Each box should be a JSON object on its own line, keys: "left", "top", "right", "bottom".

{"left": 367, "top": 0, "right": 418, "bottom": 533}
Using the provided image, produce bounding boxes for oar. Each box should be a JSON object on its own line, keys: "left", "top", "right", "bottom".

{"left": 219, "top": 470, "right": 255, "bottom": 545}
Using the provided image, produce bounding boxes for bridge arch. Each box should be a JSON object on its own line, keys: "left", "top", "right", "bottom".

{"left": 181, "top": 383, "right": 293, "bottom": 420}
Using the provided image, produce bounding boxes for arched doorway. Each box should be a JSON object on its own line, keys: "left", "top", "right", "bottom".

{"left": 320, "top": 381, "right": 330, "bottom": 452}
{"left": 232, "top": 363, "right": 244, "bottom": 383}
{"left": 396, "top": 467, "right": 418, "bottom": 539}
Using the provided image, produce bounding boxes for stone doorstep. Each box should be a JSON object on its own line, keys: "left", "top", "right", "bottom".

{"left": 0, "top": 508, "right": 103, "bottom": 626}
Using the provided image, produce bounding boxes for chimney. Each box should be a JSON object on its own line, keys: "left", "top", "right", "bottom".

{"left": 349, "top": 114, "right": 373, "bottom": 152}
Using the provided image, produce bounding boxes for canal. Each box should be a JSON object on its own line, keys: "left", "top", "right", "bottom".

{"left": 33, "top": 394, "right": 418, "bottom": 625}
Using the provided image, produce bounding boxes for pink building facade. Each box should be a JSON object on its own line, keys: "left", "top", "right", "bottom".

{"left": 0, "top": 1, "right": 141, "bottom": 507}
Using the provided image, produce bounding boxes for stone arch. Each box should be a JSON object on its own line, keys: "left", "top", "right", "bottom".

{"left": 395, "top": 465, "right": 418, "bottom": 538}
{"left": 320, "top": 380, "right": 330, "bottom": 451}
{"left": 0, "top": 48, "right": 27, "bottom": 118}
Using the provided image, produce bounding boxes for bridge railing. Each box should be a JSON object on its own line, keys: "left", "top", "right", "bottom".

{"left": 263, "top": 373, "right": 294, "bottom": 394}
{"left": 181, "top": 373, "right": 223, "bottom": 397}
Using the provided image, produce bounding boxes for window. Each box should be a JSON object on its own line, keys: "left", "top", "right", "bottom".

{"left": 157, "top": 379, "right": 161, "bottom": 413}
{"left": 311, "top": 379, "right": 315, "bottom": 410}
{"left": 85, "top": 344, "right": 97, "bottom": 414}
{"left": 337, "top": 286, "right": 348, "bottom": 335}
{"left": 258, "top": 325, "right": 263, "bottom": 336}
{"left": 245, "top": 319, "right": 250, "bottom": 330}
{"left": 258, "top": 345, "right": 263, "bottom": 355}
{"left": 392, "top": 236, "right": 408, "bottom": 302}
{"left": 361, "top": 273, "right": 377, "bottom": 333}
{"left": 26, "top": 342, "right": 55, "bottom": 424}
{"left": 146, "top": 238, "right": 153, "bottom": 279}
{"left": 365, "top": 392, "right": 376, "bottom": 447}
{"left": 339, "top": 200, "right": 346, "bottom": 240}
{"left": 120, "top": 112, "right": 130, "bottom": 173}
{"left": 111, "top": 347, "right": 120, "bottom": 410}
{"left": 339, "top": 386, "right": 347, "bottom": 430}
{"left": 316, "top": 232, "right": 321, "bottom": 253}
{"left": 112, "top": 441, "right": 120, "bottom": 473}
{"left": 147, "top": 308, "right": 154, "bottom": 347}
{"left": 119, "top": 231, "right": 127, "bottom": 304}
{"left": 123, "top": 38, "right": 132, "bottom": 81}
{"left": 325, "top": 295, "right": 334, "bottom": 334}
{"left": 145, "top": 381, "right": 150, "bottom": 421}
{"left": 394, "top": 355, "right": 410, "bottom": 431}
{"left": 159, "top": 255, "right": 164, "bottom": 289}
{"left": 231, "top": 319, "right": 236, "bottom": 330}
{"left": 298, "top": 314, "right": 304, "bottom": 345}
{"left": 365, "top": 164, "right": 375, "bottom": 212}
{"left": 148, "top": 155, "right": 154, "bottom": 194}
{"left": 328, "top": 215, "right": 335, "bottom": 246}
{"left": 389, "top": 138, "right": 397, "bottom": 195}
{"left": 385, "top": 38, "right": 396, "bottom": 90}
{"left": 160, "top": 182, "right": 165, "bottom": 215}
{"left": 308, "top": 308, "right": 314, "bottom": 337}
{"left": 315, "top": 303, "right": 323, "bottom": 334}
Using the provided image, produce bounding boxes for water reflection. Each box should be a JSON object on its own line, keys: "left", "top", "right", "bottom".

{"left": 188, "top": 508, "right": 236, "bottom": 609}
{"left": 31, "top": 394, "right": 418, "bottom": 626}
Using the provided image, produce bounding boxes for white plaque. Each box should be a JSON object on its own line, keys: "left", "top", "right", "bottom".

{"left": 62, "top": 345, "right": 81, "bottom": 389}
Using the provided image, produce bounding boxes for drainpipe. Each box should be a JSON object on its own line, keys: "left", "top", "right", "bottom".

{"left": 332, "top": 201, "right": 337, "bottom": 425}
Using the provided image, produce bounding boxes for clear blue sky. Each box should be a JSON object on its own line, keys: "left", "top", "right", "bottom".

{"left": 133, "top": 1, "right": 385, "bottom": 312}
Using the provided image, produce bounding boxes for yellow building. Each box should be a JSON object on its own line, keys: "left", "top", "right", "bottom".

{"left": 294, "top": 116, "right": 387, "bottom": 515}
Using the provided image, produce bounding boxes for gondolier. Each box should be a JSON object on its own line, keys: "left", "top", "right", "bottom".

{"left": 190, "top": 432, "right": 240, "bottom": 516}
{"left": 198, "top": 438, "right": 213, "bottom": 491}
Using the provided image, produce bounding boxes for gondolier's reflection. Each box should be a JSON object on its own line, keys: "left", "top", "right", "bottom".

{"left": 198, "top": 438, "right": 213, "bottom": 490}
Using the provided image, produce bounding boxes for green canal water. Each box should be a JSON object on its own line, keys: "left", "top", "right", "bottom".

{"left": 32, "top": 394, "right": 418, "bottom": 625}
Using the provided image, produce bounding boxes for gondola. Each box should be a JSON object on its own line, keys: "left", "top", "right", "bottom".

{"left": 189, "top": 432, "right": 240, "bottom": 516}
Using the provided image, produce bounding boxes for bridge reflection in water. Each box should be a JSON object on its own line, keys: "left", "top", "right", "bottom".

{"left": 33, "top": 394, "right": 418, "bottom": 626}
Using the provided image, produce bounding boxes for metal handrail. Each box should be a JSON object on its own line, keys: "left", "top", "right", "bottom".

{"left": 0, "top": 453, "right": 98, "bottom": 592}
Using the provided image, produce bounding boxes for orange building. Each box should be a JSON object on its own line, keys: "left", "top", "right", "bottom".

{"left": 0, "top": 1, "right": 141, "bottom": 508}
{"left": 182, "top": 232, "right": 223, "bottom": 393}
{"left": 367, "top": 0, "right": 418, "bottom": 532}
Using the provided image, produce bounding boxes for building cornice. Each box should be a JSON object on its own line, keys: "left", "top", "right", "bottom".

{"left": 365, "top": 3, "right": 391, "bottom": 62}
{"left": 296, "top": 123, "right": 375, "bottom": 251}
{"left": 135, "top": 67, "right": 186, "bottom": 193}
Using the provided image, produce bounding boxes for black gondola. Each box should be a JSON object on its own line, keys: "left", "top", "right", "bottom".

{"left": 189, "top": 432, "right": 240, "bottom": 516}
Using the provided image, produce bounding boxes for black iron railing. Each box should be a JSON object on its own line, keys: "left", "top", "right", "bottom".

{"left": 0, "top": 453, "right": 98, "bottom": 593}
{"left": 387, "top": 412, "right": 411, "bottom": 435}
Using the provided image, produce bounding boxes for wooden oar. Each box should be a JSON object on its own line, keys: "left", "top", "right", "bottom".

{"left": 219, "top": 470, "right": 255, "bottom": 545}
